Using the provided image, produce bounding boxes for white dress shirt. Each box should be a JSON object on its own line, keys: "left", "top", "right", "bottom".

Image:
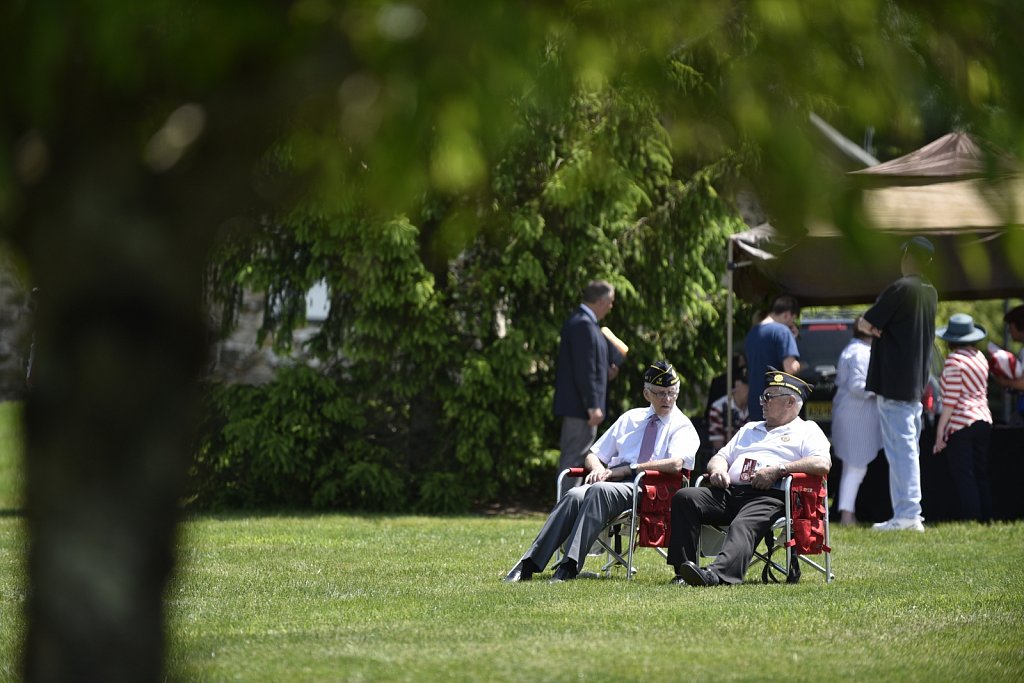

{"left": 590, "top": 406, "right": 698, "bottom": 471}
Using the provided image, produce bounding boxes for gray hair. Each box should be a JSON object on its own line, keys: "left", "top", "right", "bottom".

{"left": 582, "top": 280, "right": 614, "bottom": 304}
{"left": 778, "top": 387, "right": 804, "bottom": 411}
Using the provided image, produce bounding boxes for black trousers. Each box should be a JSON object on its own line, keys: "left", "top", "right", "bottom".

{"left": 944, "top": 420, "right": 992, "bottom": 522}
{"left": 667, "top": 485, "right": 784, "bottom": 584}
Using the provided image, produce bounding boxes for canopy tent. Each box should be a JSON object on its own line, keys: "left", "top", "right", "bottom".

{"left": 729, "top": 220, "right": 1024, "bottom": 307}
{"left": 850, "top": 130, "right": 1018, "bottom": 181}
{"left": 724, "top": 132, "right": 1024, "bottom": 399}
{"left": 728, "top": 132, "right": 1024, "bottom": 308}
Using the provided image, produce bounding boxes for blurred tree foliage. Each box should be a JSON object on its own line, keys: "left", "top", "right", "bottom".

{"left": 2, "top": 1, "right": 1024, "bottom": 680}
{"left": 200, "top": 78, "right": 746, "bottom": 511}
{"left": 197, "top": 0, "right": 1024, "bottom": 513}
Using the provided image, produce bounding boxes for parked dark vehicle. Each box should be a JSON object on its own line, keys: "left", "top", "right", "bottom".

{"left": 795, "top": 316, "right": 943, "bottom": 436}
{"left": 795, "top": 318, "right": 855, "bottom": 436}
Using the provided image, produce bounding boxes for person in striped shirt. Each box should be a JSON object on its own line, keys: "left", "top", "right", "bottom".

{"left": 992, "top": 305, "right": 1024, "bottom": 423}
{"left": 707, "top": 368, "right": 749, "bottom": 451}
{"left": 933, "top": 313, "right": 993, "bottom": 522}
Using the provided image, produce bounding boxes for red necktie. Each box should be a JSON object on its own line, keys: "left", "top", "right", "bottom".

{"left": 638, "top": 414, "right": 660, "bottom": 463}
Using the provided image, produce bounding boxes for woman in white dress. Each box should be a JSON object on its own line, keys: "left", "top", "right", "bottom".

{"left": 831, "top": 316, "right": 883, "bottom": 525}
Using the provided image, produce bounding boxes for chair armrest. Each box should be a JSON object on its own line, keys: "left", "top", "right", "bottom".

{"left": 555, "top": 468, "right": 588, "bottom": 502}
{"left": 634, "top": 470, "right": 686, "bottom": 487}
{"left": 695, "top": 472, "right": 826, "bottom": 489}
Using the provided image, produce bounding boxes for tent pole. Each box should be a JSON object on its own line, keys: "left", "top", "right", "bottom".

{"left": 726, "top": 238, "right": 734, "bottom": 440}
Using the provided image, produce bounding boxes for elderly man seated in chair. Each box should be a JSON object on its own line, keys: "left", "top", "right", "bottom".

{"left": 667, "top": 369, "right": 831, "bottom": 587}
{"left": 504, "top": 361, "right": 699, "bottom": 583}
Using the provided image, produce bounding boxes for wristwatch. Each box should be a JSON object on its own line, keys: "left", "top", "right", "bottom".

{"left": 778, "top": 463, "right": 789, "bottom": 479}
{"left": 629, "top": 463, "right": 639, "bottom": 476}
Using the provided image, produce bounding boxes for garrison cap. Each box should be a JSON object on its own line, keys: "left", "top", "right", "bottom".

{"left": 763, "top": 367, "right": 812, "bottom": 401}
{"left": 643, "top": 360, "right": 679, "bottom": 387}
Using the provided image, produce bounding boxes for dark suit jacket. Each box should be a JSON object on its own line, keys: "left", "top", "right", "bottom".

{"left": 553, "top": 306, "right": 608, "bottom": 419}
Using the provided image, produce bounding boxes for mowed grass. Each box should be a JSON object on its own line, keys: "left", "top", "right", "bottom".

{"left": 159, "top": 515, "right": 1024, "bottom": 682}
{"left": 1, "top": 399, "right": 1023, "bottom": 682}
{"left": 0, "top": 402, "right": 23, "bottom": 512}
{"left": 0, "top": 401, "right": 24, "bottom": 681}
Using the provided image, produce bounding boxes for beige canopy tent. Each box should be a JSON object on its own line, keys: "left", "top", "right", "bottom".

{"left": 731, "top": 133, "right": 1024, "bottom": 306}
{"left": 725, "top": 132, "right": 1024, "bottom": 391}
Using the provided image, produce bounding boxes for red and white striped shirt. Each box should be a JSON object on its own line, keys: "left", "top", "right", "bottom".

{"left": 708, "top": 393, "right": 748, "bottom": 449}
{"left": 939, "top": 347, "right": 992, "bottom": 435}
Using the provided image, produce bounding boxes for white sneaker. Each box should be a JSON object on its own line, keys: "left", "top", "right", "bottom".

{"left": 872, "top": 518, "right": 925, "bottom": 532}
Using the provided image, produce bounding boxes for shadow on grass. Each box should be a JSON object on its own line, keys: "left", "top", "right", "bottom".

{"left": 179, "top": 508, "right": 466, "bottom": 523}
{"left": 179, "top": 503, "right": 551, "bottom": 523}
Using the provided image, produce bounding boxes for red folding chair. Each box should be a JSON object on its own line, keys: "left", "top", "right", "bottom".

{"left": 697, "top": 472, "right": 833, "bottom": 583}
{"left": 556, "top": 467, "right": 689, "bottom": 580}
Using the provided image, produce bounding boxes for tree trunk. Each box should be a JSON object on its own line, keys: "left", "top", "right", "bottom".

{"left": 11, "top": 50, "right": 293, "bottom": 681}
{"left": 20, "top": 139, "right": 208, "bottom": 681}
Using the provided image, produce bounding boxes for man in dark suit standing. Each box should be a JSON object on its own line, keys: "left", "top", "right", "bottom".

{"left": 554, "top": 280, "right": 615, "bottom": 495}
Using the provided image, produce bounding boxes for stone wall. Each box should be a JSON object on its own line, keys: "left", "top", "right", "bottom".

{"left": 0, "top": 255, "right": 311, "bottom": 398}
{"left": 208, "top": 289, "right": 321, "bottom": 386}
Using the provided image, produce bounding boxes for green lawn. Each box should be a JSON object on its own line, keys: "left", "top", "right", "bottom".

{"left": 0, "top": 402, "right": 23, "bottom": 513}
{"left": 2, "top": 400, "right": 1023, "bottom": 681}
{"left": 1, "top": 401, "right": 24, "bottom": 682}
{"left": 9, "top": 517, "right": 1022, "bottom": 682}
{"left": 158, "top": 515, "right": 1024, "bottom": 682}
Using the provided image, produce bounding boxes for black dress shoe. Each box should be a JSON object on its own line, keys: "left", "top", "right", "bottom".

{"left": 503, "top": 560, "right": 535, "bottom": 583}
{"left": 677, "top": 561, "right": 720, "bottom": 587}
{"left": 548, "top": 563, "right": 578, "bottom": 583}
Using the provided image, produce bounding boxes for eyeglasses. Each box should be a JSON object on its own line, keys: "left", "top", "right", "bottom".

{"left": 759, "top": 391, "right": 788, "bottom": 405}
{"left": 648, "top": 388, "right": 679, "bottom": 400}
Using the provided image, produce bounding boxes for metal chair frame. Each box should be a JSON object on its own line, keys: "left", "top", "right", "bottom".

{"left": 695, "top": 473, "right": 834, "bottom": 583}
{"left": 556, "top": 467, "right": 687, "bottom": 580}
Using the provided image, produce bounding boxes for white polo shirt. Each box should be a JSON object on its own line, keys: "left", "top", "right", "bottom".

{"left": 718, "top": 417, "right": 831, "bottom": 486}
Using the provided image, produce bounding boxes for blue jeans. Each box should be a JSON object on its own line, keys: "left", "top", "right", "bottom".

{"left": 877, "top": 396, "right": 923, "bottom": 521}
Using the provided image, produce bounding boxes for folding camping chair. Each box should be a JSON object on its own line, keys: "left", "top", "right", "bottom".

{"left": 555, "top": 467, "right": 688, "bottom": 580}
{"left": 696, "top": 472, "right": 833, "bottom": 583}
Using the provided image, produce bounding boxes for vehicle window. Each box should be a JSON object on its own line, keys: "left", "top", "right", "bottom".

{"left": 797, "top": 321, "right": 853, "bottom": 378}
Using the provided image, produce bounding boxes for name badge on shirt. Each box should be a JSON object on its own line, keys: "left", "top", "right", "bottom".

{"left": 739, "top": 458, "right": 759, "bottom": 483}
